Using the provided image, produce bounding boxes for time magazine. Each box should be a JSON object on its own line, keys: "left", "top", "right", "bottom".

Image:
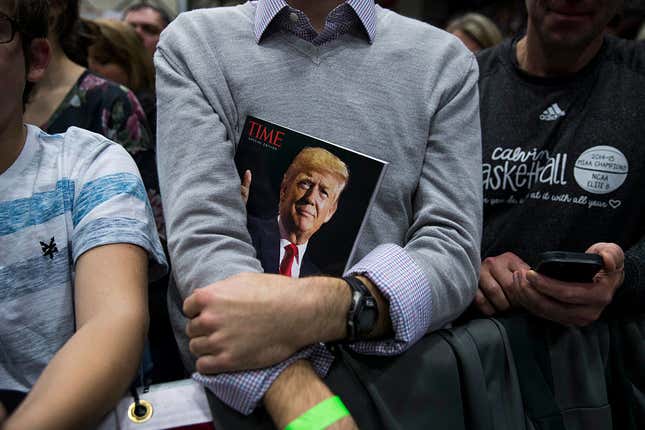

{"left": 235, "top": 116, "right": 387, "bottom": 276}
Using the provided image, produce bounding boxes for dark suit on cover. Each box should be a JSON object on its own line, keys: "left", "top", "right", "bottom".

{"left": 246, "top": 215, "right": 320, "bottom": 276}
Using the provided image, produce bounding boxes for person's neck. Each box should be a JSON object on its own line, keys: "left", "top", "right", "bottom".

{"left": 0, "top": 117, "right": 27, "bottom": 175}
{"left": 32, "top": 38, "right": 84, "bottom": 94}
{"left": 25, "top": 37, "right": 85, "bottom": 127}
{"left": 286, "top": 0, "right": 345, "bottom": 32}
{"left": 516, "top": 30, "right": 604, "bottom": 77}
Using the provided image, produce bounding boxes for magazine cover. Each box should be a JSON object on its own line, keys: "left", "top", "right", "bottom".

{"left": 235, "top": 116, "right": 387, "bottom": 277}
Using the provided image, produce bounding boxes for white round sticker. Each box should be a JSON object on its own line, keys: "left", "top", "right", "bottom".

{"left": 574, "top": 146, "right": 628, "bottom": 194}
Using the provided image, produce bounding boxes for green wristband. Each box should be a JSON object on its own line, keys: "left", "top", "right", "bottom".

{"left": 284, "top": 396, "right": 350, "bottom": 430}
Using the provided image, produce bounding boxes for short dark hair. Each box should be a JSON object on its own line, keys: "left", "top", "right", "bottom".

{"left": 13, "top": 0, "right": 49, "bottom": 108}
{"left": 123, "top": 2, "right": 173, "bottom": 28}
{"left": 48, "top": 0, "right": 94, "bottom": 67}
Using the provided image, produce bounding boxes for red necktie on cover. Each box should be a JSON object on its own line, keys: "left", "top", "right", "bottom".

{"left": 279, "top": 243, "right": 299, "bottom": 277}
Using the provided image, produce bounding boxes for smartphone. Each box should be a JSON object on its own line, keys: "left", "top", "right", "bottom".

{"left": 535, "top": 251, "right": 603, "bottom": 283}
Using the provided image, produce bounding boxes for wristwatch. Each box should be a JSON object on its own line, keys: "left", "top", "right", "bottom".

{"left": 343, "top": 276, "right": 379, "bottom": 341}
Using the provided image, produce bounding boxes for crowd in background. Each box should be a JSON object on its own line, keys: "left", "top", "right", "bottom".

{"left": 81, "top": 0, "right": 645, "bottom": 57}
{"left": 77, "top": 0, "right": 645, "bottom": 41}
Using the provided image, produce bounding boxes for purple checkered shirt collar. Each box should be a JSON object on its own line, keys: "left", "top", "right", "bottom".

{"left": 253, "top": 0, "right": 376, "bottom": 45}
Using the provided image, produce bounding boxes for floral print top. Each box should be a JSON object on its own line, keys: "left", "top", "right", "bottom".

{"left": 43, "top": 71, "right": 152, "bottom": 154}
{"left": 43, "top": 71, "right": 165, "bottom": 241}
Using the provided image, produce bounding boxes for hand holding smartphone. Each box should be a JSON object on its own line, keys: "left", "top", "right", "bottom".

{"left": 535, "top": 251, "right": 603, "bottom": 283}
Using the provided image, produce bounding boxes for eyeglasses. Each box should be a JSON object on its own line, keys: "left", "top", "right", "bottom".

{"left": 0, "top": 13, "right": 19, "bottom": 44}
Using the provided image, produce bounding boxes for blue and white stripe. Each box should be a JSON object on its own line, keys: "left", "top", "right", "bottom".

{"left": 0, "top": 179, "right": 75, "bottom": 237}
{"left": 73, "top": 217, "right": 166, "bottom": 264}
{"left": 0, "top": 246, "right": 72, "bottom": 302}
{"left": 73, "top": 172, "right": 147, "bottom": 226}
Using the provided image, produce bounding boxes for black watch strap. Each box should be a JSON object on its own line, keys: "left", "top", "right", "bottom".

{"left": 343, "top": 276, "right": 379, "bottom": 342}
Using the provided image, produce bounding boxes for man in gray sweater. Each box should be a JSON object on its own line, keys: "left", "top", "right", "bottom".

{"left": 156, "top": 1, "right": 482, "bottom": 428}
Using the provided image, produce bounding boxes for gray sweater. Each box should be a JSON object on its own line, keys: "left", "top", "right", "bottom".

{"left": 156, "top": 0, "right": 482, "bottom": 399}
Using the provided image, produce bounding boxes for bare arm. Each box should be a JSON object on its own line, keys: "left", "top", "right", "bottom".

{"left": 259, "top": 274, "right": 388, "bottom": 429}
{"left": 4, "top": 244, "right": 148, "bottom": 430}
{"left": 264, "top": 361, "right": 357, "bottom": 430}
{"left": 186, "top": 273, "right": 390, "bottom": 424}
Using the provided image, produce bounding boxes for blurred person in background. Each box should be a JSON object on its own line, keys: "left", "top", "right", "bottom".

{"left": 23, "top": 0, "right": 162, "bottom": 238}
{"left": 88, "top": 18, "right": 156, "bottom": 139}
{"left": 122, "top": 2, "right": 172, "bottom": 60}
{"left": 23, "top": 0, "right": 151, "bottom": 155}
{"left": 88, "top": 16, "right": 183, "bottom": 384}
{"left": 447, "top": 12, "right": 503, "bottom": 53}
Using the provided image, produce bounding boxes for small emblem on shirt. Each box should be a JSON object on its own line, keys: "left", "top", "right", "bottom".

{"left": 573, "top": 146, "right": 629, "bottom": 194}
{"left": 40, "top": 237, "right": 59, "bottom": 260}
{"left": 539, "top": 103, "right": 566, "bottom": 121}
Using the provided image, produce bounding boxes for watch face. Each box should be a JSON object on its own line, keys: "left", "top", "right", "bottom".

{"left": 343, "top": 276, "right": 379, "bottom": 339}
{"left": 357, "top": 296, "right": 378, "bottom": 334}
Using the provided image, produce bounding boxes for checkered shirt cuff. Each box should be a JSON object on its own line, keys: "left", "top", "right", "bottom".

{"left": 193, "top": 343, "right": 334, "bottom": 415}
{"left": 345, "top": 243, "right": 432, "bottom": 355}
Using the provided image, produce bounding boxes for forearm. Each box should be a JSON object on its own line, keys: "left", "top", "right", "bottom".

{"left": 264, "top": 360, "right": 333, "bottom": 428}
{"left": 5, "top": 244, "right": 151, "bottom": 429}
{"left": 292, "top": 276, "right": 348, "bottom": 345}
{"left": 5, "top": 311, "right": 147, "bottom": 430}
{"left": 296, "top": 275, "right": 392, "bottom": 345}
{"left": 264, "top": 360, "right": 354, "bottom": 430}
{"left": 194, "top": 343, "right": 335, "bottom": 415}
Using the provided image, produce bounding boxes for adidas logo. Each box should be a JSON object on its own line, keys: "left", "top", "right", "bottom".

{"left": 539, "top": 103, "right": 566, "bottom": 121}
